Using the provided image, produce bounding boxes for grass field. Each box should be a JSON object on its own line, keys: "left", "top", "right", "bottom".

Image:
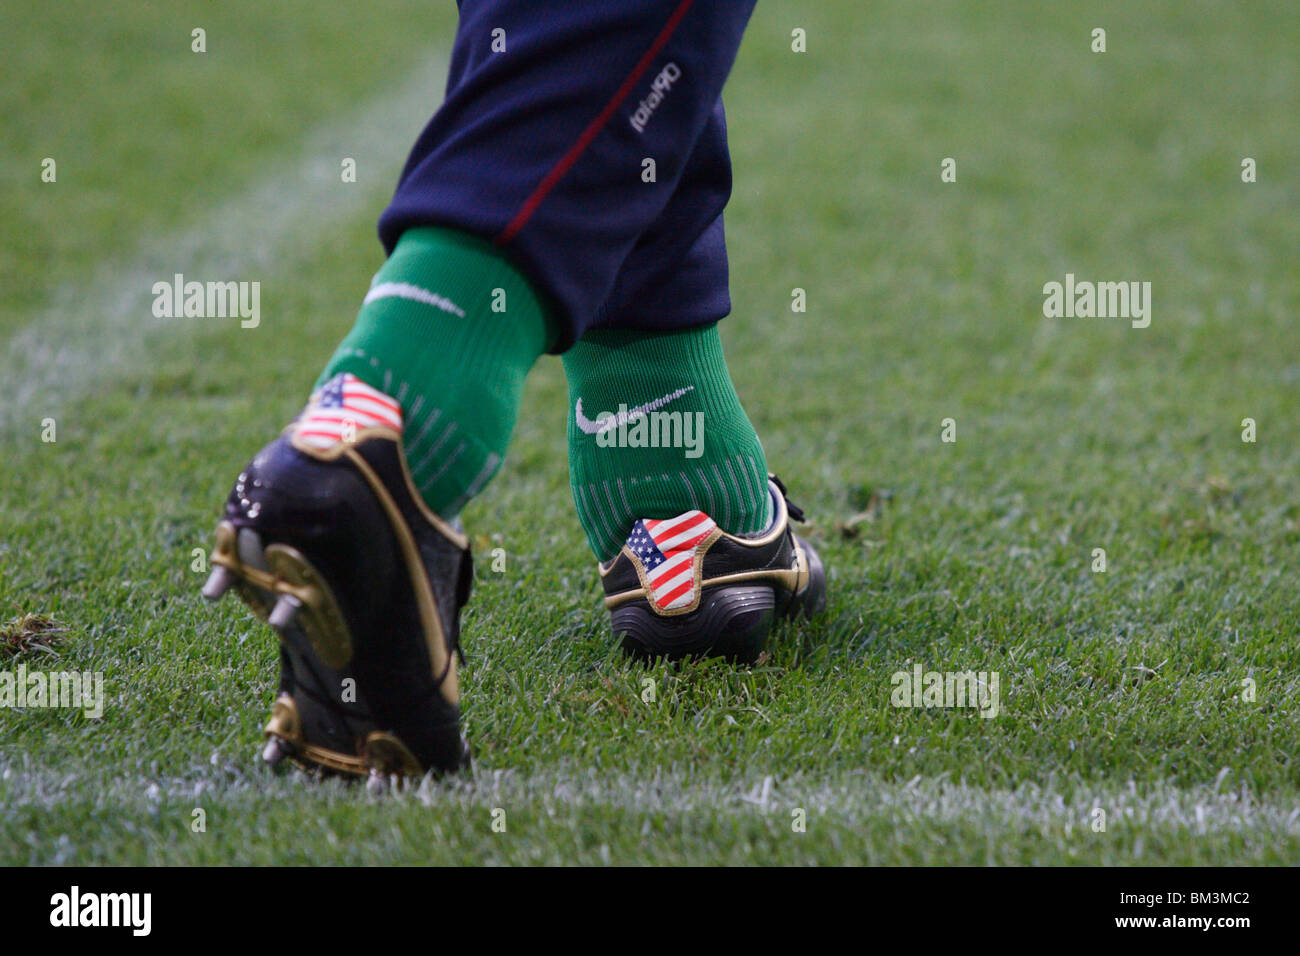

{"left": 1, "top": 0, "right": 1297, "bottom": 865}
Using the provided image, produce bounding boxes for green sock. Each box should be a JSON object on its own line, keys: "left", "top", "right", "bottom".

{"left": 316, "top": 226, "right": 553, "bottom": 518}
{"left": 562, "top": 324, "right": 772, "bottom": 562}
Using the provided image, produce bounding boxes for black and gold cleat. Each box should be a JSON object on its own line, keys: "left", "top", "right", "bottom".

{"left": 598, "top": 476, "right": 827, "bottom": 663}
{"left": 202, "top": 374, "right": 472, "bottom": 783}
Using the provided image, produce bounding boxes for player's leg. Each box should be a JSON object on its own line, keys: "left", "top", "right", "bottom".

{"left": 562, "top": 105, "right": 826, "bottom": 662}
{"left": 203, "top": 226, "right": 550, "bottom": 786}
{"left": 563, "top": 101, "right": 768, "bottom": 559}
{"left": 565, "top": 313, "right": 828, "bottom": 662}
{"left": 204, "top": 0, "right": 762, "bottom": 781}
{"left": 379, "top": 1, "right": 759, "bottom": 348}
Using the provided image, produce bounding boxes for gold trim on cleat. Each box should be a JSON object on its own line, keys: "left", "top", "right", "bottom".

{"left": 341, "top": 447, "right": 459, "bottom": 706}
{"left": 214, "top": 524, "right": 369, "bottom": 776}
{"left": 288, "top": 426, "right": 469, "bottom": 550}
{"left": 210, "top": 521, "right": 274, "bottom": 618}
{"left": 362, "top": 731, "right": 424, "bottom": 778}
{"left": 602, "top": 565, "right": 810, "bottom": 610}
{"left": 210, "top": 522, "right": 355, "bottom": 669}
{"left": 600, "top": 488, "right": 811, "bottom": 612}
{"left": 263, "top": 693, "right": 368, "bottom": 777}
{"left": 264, "top": 543, "right": 353, "bottom": 669}
{"left": 791, "top": 541, "right": 811, "bottom": 596}
{"left": 216, "top": 433, "right": 465, "bottom": 708}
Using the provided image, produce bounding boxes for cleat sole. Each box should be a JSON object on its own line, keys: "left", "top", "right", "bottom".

{"left": 201, "top": 566, "right": 236, "bottom": 601}
{"left": 207, "top": 520, "right": 435, "bottom": 780}
{"left": 612, "top": 585, "right": 775, "bottom": 664}
{"left": 267, "top": 593, "right": 303, "bottom": 631}
{"left": 261, "top": 736, "right": 287, "bottom": 768}
{"left": 264, "top": 544, "right": 353, "bottom": 670}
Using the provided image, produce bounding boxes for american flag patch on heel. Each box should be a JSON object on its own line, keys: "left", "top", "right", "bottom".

{"left": 625, "top": 510, "right": 719, "bottom": 612}
{"left": 293, "top": 373, "right": 403, "bottom": 450}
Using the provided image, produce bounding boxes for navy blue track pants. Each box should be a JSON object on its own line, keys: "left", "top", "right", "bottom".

{"left": 378, "top": 1, "right": 758, "bottom": 351}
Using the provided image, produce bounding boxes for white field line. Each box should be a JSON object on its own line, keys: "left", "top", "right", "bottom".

{"left": 0, "top": 57, "right": 447, "bottom": 439}
{"left": 0, "top": 763, "right": 1296, "bottom": 836}
{"left": 433, "top": 770, "right": 1300, "bottom": 834}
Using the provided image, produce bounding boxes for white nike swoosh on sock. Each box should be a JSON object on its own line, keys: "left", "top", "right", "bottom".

{"left": 574, "top": 386, "right": 695, "bottom": 435}
{"left": 362, "top": 281, "right": 466, "bottom": 318}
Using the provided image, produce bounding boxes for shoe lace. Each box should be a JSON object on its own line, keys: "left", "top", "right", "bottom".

{"left": 769, "top": 473, "right": 807, "bottom": 523}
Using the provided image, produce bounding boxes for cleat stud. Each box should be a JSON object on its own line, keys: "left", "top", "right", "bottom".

{"left": 268, "top": 594, "right": 304, "bottom": 630}
{"left": 202, "top": 566, "right": 236, "bottom": 601}
{"left": 261, "top": 737, "right": 287, "bottom": 767}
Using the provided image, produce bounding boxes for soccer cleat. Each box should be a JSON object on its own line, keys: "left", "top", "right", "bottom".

{"left": 202, "top": 373, "right": 472, "bottom": 780}
{"left": 598, "top": 476, "right": 826, "bottom": 663}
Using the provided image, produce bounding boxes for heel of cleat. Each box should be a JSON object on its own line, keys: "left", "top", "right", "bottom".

{"left": 261, "top": 693, "right": 369, "bottom": 777}
{"left": 612, "top": 585, "right": 776, "bottom": 663}
{"left": 204, "top": 429, "right": 474, "bottom": 782}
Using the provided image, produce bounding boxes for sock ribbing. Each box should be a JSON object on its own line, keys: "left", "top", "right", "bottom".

{"left": 562, "top": 324, "right": 771, "bottom": 562}
{"left": 317, "top": 226, "right": 553, "bottom": 518}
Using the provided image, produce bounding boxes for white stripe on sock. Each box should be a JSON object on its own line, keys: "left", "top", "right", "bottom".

{"left": 362, "top": 281, "right": 466, "bottom": 318}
